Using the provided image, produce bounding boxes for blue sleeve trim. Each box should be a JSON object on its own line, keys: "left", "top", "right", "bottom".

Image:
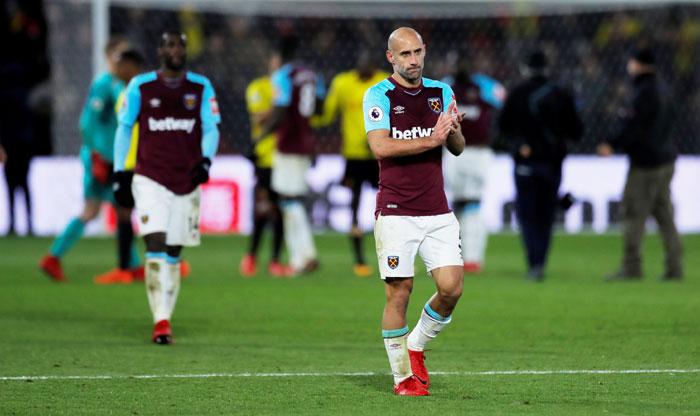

{"left": 166, "top": 255, "right": 181, "bottom": 265}
{"left": 424, "top": 303, "right": 450, "bottom": 323}
{"left": 118, "top": 72, "right": 156, "bottom": 126}
{"left": 382, "top": 326, "right": 409, "bottom": 338}
{"left": 472, "top": 74, "right": 506, "bottom": 109}
{"left": 187, "top": 73, "right": 221, "bottom": 159}
{"left": 192, "top": 73, "right": 221, "bottom": 126}
{"left": 146, "top": 252, "right": 167, "bottom": 259}
{"left": 363, "top": 80, "right": 393, "bottom": 133}
{"left": 201, "top": 123, "right": 220, "bottom": 159}
{"left": 272, "top": 64, "right": 293, "bottom": 106}
{"left": 113, "top": 124, "right": 132, "bottom": 171}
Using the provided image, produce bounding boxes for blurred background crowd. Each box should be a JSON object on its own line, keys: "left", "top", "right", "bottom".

{"left": 32, "top": 1, "right": 700, "bottom": 158}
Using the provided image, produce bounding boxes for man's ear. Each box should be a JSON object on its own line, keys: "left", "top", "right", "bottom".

{"left": 386, "top": 50, "right": 394, "bottom": 65}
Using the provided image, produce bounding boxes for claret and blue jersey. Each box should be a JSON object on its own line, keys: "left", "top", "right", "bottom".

{"left": 363, "top": 76, "right": 456, "bottom": 217}
{"left": 271, "top": 62, "right": 325, "bottom": 155}
{"left": 114, "top": 71, "right": 220, "bottom": 195}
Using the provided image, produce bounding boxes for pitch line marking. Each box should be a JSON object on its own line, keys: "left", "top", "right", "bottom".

{"left": 2, "top": 369, "right": 700, "bottom": 382}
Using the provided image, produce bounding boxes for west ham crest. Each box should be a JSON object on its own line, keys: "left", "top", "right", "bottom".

{"left": 428, "top": 97, "right": 441, "bottom": 113}
{"left": 183, "top": 93, "right": 197, "bottom": 110}
{"left": 387, "top": 256, "right": 399, "bottom": 270}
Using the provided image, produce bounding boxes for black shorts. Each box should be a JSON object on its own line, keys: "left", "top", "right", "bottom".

{"left": 343, "top": 159, "right": 379, "bottom": 188}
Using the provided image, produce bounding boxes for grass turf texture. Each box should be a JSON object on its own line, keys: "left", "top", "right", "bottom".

{"left": 0, "top": 233, "right": 698, "bottom": 415}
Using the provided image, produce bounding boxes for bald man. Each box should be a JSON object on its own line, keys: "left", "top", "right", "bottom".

{"left": 363, "top": 27, "right": 466, "bottom": 396}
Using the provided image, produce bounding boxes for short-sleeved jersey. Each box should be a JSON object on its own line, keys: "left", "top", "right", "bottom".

{"left": 245, "top": 76, "right": 276, "bottom": 169}
{"left": 79, "top": 71, "right": 124, "bottom": 161}
{"left": 314, "top": 69, "right": 388, "bottom": 160}
{"left": 363, "top": 76, "right": 456, "bottom": 217}
{"left": 271, "top": 63, "right": 325, "bottom": 155}
{"left": 119, "top": 70, "right": 221, "bottom": 195}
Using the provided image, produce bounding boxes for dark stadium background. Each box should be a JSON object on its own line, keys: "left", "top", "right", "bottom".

{"left": 47, "top": 2, "right": 700, "bottom": 157}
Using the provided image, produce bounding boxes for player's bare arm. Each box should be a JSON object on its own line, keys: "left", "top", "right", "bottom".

{"left": 368, "top": 111, "right": 454, "bottom": 159}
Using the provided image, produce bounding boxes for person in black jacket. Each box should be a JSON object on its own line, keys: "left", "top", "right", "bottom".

{"left": 498, "top": 50, "right": 583, "bottom": 281}
{"left": 597, "top": 48, "right": 683, "bottom": 281}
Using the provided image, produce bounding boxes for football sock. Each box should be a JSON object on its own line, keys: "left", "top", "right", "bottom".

{"left": 460, "top": 202, "right": 487, "bottom": 264}
{"left": 282, "top": 200, "right": 316, "bottom": 270}
{"left": 382, "top": 326, "right": 411, "bottom": 385}
{"left": 249, "top": 214, "right": 268, "bottom": 257}
{"left": 129, "top": 242, "right": 141, "bottom": 269}
{"left": 50, "top": 218, "right": 85, "bottom": 257}
{"left": 117, "top": 219, "right": 134, "bottom": 269}
{"left": 296, "top": 204, "right": 317, "bottom": 265}
{"left": 271, "top": 213, "right": 284, "bottom": 262}
{"left": 145, "top": 252, "right": 167, "bottom": 322}
{"left": 165, "top": 255, "right": 181, "bottom": 320}
{"left": 407, "top": 301, "right": 452, "bottom": 352}
{"left": 351, "top": 235, "right": 365, "bottom": 264}
{"left": 350, "top": 183, "right": 361, "bottom": 226}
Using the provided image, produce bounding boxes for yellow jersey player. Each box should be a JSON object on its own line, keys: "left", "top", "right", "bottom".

{"left": 240, "top": 52, "right": 294, "bottom": 277}
{"left": 313, "top": 49, "right": 388, "bottom": 277}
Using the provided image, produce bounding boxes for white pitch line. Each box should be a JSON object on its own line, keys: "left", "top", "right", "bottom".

{"left": 2, "top": 369, "right": 700, "bottom": 382}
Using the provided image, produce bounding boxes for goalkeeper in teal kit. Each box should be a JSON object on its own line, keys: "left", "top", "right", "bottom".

{"left": 40, "top": 39, "right": 144, "bottom": 283}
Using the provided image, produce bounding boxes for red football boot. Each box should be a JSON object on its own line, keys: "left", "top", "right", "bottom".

{"left": 39, "top": 255, "right": 67, "bottom": 282}
{"left": 180, "top": 261, "right": 191, "bottom": 279}
{"left": 152, "top": 320, "right": 173, "bottom": 345}
{"left": 268, "top": 261, "right": 295, "bottom": 278}
{"left": 240, "top": 254, "right": 257, "bottom": 277}
{"left": 408, "top": 349, "right": 429, "bottom": 388}
{"left": 131, "top": 266, "right": 145, "bottom": 282}
{"left": 393, "top": 375, "right": 430, "bottom": 396}
{"left": 93, "top": 268, "right": 134, "bottom": 285}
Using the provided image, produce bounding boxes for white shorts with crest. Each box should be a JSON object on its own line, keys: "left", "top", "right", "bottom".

{"left": 374, "top": 213, "right": 463, "bottom": 279}
{"left": 132, "top": 174, "right": 201, "bottom": 247}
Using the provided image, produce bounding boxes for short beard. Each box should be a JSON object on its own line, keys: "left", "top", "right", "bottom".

{"left": 398, "top": 68, "right": 421, "bottom": 84}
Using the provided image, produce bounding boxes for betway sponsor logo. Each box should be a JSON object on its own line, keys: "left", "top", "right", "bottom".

{"left": 391, "top": 126, "right": 433, "bottom": 140}
{"left": 148, "top": 117, "right": 197, "bottom": 134}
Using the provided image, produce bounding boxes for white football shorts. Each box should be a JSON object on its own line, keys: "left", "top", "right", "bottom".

{"left": 132, "top": 174, "right": 201, "bottom": 246}
{"left": 271, "top": 153, "right": 311, "bottom": 197}
{"left": 374, "top": 213, "right": 463, "bottom": 279}
{"left": 444, "top": 146, "right": 493, "bottom": 201}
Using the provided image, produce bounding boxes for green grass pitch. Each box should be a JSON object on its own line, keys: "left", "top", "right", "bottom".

{"left": 1, "top": 232, "right": 699, "bottom": 415}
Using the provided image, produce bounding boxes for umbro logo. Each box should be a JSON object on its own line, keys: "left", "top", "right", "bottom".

{"left": 149, "top": 98, "right": 161, "bottom": 108}
{"left": 393, "top": 105, "right": 405, "bottom": 114}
